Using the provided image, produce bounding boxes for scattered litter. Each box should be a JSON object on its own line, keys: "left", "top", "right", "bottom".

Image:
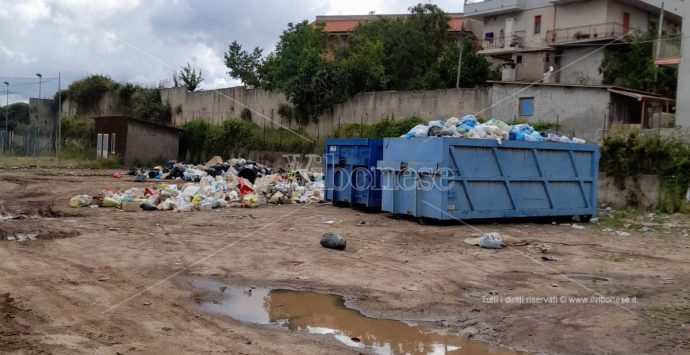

{"left": 602, "top": 228, "right": 614, "bottom": 233}
{"left": 639, "top": 226, "right": 655, "bottom": 233}
{"left": 479, "top": 232, "right": 502, "bottom": 249}
{"left": 69, "top": 157, "right": 325, "bottom": 213}
{"left": 615, "top": 230, "right": 631, "bottom": 237}
{"left": 5, "top": 233, "right": 39, "bottom": 242}
{"left": 571, "top": 224, "right": 585, "bottom": 230}
{"left": 320, "top": 232, "right": 346, "bottom": 250}
{"left": 541, "top": 255, "right": 558, "bottom": 262}
{"left": 589, "top": 217, "right": 599, "bottom": 224}
{"left": 69, "top": 195, "right": 93, "bottom": 208}
{"left": 112, "top": 172, "right": 122, "bottom": 178}
{"left": 403, "top": 285, "right": 419, "bottom": 292}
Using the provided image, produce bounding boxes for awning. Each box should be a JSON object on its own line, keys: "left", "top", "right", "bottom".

{"left": 607, "top": 88, "right": 675, "bottom": 102}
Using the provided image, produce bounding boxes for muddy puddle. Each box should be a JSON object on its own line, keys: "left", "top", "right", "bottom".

{"left": 193, "top": 279, "right": 523, "bottom": 355}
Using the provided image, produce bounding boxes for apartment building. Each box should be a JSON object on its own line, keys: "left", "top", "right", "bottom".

{"left": 465, "top": 0, "right": 682, "bottom": 85}
{"left": 312, "top": 13, "right": 483, "bottom": 51}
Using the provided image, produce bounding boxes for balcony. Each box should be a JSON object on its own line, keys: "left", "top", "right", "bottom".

{"left": 654, "top": 34, "right": 681, "bottom": 67}
{"left": 479, "top": 31, "right": 526, "bottom": 55}
{"left": 464, "top": 0, "right": 527, "bottom": 17}
{"left": 546, "top": 22, "right": 635, "bottom": 45}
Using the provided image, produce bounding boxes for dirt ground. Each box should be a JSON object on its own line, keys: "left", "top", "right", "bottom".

{"left": 1, "top": 167, "right": 690, "bottom": 355}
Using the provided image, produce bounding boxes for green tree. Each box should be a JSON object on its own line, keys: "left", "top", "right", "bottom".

{"left": 0, "top": 102, "right": 30, "bottom": 131}
{"left": 339, "top": 35, "right": 388, "bottom": 94}
{"left": 600, "top": 32, "right": 677, "bottom": 97}
{"left": 436, "top": 36, "right": 492, "bottom": 88}
{"left": 224, "top": 41, "right": 264, "bottom": 88}
{"left": 178, "top": 63, "right": 204, "bottom": 92}
{"left": 261, "top": 21, "right": 346, "bottom": 123}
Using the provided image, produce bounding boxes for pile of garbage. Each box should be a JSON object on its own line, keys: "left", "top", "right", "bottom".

{"left": 128, "top": 157, "right": 273, "bottom": 183}
{"left": 403, "top": 115, "right": 586, "bottom": 144}
{"left": 70, "top": 157, "right": 324, "bottom": 212}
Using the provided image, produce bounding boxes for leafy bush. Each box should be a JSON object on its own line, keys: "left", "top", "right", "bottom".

{"left": 506, "top": 117, "right": 560, "bottom": 132}
{"left": 240, "top": 107, "right": 252, "bottom": 121}
{"left": 60, "top": 116, "right": 94, "bottom": 149}
{"left": 601, "top": 129, "right": 690, "bottom": 212}
{"left": 131, "top": 88, "right": 171, "bottom": 123}
{"left": 65, "top": 75, "right": 119, "bottom": 106}
{"left": 180, "top": 118, "right": 261, "bottom": 162}
{"left": 331, "top": 116, "right": 427, "bottom": 138}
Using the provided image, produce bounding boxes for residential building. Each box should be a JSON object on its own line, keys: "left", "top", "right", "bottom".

{"left": 465, "top": 0, "right": 682, "bottom": 85}
{"left": 313, "top": 13, "right": 483, "bottom": 49}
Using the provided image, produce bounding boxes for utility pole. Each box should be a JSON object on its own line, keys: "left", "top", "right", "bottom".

{"left": 654, "top": 2, "right": 665, "bottom": 86}
{"left": 456, "top": 32, "right": 465, "bottom": 88}
{"left": 2, "top": 81, "right": 8, "bottom": 153}
{"left": 35, "top": 73, "right": 42, "bottom": 156}
{"left": 57, "top": 72, "right": 61, "bottom": 159}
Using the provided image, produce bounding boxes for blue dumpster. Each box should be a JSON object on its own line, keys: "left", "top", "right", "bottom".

{"left": 377, "top": 137, "right": 599, "bottom": 220}
{"left": 324, "top": 138, "right": 383, "bottom": 209}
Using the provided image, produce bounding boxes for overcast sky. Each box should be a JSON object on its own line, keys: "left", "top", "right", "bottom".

{"left": 0, "top": 0, "right": 464, "bottom": 104}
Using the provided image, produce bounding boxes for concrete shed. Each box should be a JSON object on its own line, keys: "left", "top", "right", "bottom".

{"left": 92, "top": 115, "right": 180, "bottom": 163}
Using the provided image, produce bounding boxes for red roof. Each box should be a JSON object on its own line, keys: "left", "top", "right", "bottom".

{"left": 314, "top": 14, "right": 466, "bottom": 34}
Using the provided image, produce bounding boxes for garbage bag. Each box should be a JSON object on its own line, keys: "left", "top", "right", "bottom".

{"left": 445, "top": 117, "right": 459, "bottom": 127}
{"left": 428, "top": 126, "right": 459, "bottom": 137}
{"left": 69, "top": 195, "right": 92, "bottom": 208}
{"left": 479, "top": 232, "right": 502, "bottom": 249}
{"left": 101, "top": 196, "right": 121, "bottom": 208}
{"left": 320, "top": 232, "right": 346, "bottom": 250}
{"left": 140, "top": 203, "right": 157, "bottom": 211}
{"left": 403, "top": 124, "right": 430, "bottom": 139}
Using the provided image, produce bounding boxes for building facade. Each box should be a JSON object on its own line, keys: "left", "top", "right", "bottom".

{"left": 465, "top": 0, "right": 682, "bottom": 85}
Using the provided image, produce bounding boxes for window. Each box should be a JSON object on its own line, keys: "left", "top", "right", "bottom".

{"left": 111, "top": 133, "right": 116, "bottom": 154}
{"left": 534, "top": 15, "right": 542, "bottom": 34}
{"left": 516, "top": 55, "right": 523, "bottom": 64}
{"left": 519, "top": 97, "right": 534, "bottom": 116}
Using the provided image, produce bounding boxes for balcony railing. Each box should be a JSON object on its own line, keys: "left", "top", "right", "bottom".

{"left": 482, "top": 30, "right": 526, "bottom": 50}
{"left": 546, "top": 22, "right": 634, "bottom": 44}
{"left": 654, "top": 34, "right": 681, "bottom": 61}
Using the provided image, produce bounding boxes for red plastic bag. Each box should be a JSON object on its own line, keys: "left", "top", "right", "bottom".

{"left": 238, "top": 178, "right": 254, "bottom": 195}
{"left": 112, "top": 172, "right": 122, "bottom": 178}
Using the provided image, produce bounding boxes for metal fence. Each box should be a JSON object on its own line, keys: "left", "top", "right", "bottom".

{"left": 0, "top": 123, "right": 59, "bottom": 156}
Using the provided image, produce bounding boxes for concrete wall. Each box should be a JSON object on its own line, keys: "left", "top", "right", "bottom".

{"left": 490, "top": 82, "right": 610, "bottom": 142}
{"left": 162, "top": 86, "right": 493, "bottom": 139}
{"left": 607, "top": 0, "right": 650, "bottom": 32}
{"left": 28, "top": 98, "right": 55, "bottom": 129}
{"left": 675, "top": 0, "right": 690, "bottom": 128}
{"left": 125, "top": 120, "right": 179, "bottom": 162}
{"left": 554, "top": 0, "right": 608, "bottom": 29}
{"left": 161, "top": 86, "right": 288, "bottom": 127}
{"left": 559, "top": 46, "right": 605, "bottom": 85}
{"left": 514, "top": 51, "right": 550, "bottom": 81}
{"left": 61, "top": 91, "right": 125, "bottom": 118}
{"left": 599, "top": 174, "right": 660, "bottom": 208}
